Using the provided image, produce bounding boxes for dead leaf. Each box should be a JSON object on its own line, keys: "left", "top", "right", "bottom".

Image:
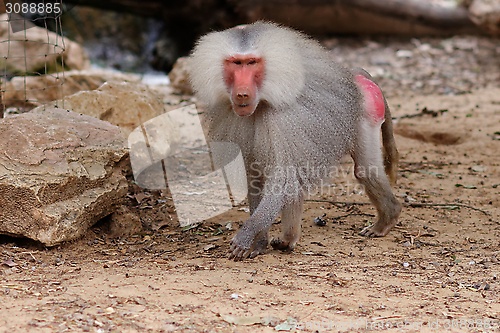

{"left": 2, "top": 259, "right": 17, "bottom": 267}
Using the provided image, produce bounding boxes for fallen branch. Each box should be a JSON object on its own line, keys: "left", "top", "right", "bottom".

{"left": 405, "top": 202, "right": 490, "bottom": 216}
{"left": 306, "top": 199, "right": 371, "bottom": 208}
{"left": 335, "top": 212, "right": 375, "bottom": 219}
{"left": 396, "top": 107, "right": 448, "bottom": 119}
{"left": 306, "top": 199, "right": 491, "bottom": 216}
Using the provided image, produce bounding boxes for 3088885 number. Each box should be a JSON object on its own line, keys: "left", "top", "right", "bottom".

{"left": 5, "top": 2, "right": 61, "bottom": 15}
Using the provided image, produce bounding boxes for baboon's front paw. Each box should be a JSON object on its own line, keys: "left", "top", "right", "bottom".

{"left": 229, "top": 231, "right": 267, "bottom": 261}
{"left": 229, "top": 242, "right": 252, "bottom": 261}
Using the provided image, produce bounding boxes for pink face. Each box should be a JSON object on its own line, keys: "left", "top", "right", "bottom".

{"left": 223, "top": 55, "right": 265, "bottom": 117}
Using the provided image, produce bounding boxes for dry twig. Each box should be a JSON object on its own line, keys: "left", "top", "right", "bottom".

{"left": 306, "top": 199, "right": 491, "bottom": 216}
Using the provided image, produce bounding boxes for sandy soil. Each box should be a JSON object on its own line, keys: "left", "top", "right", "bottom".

{"left": 1, "top": 36, "right": 499, "bottom": 333}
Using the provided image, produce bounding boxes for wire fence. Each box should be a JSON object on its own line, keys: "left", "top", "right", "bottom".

{"left": 1, "top": 1, "right": 66, "bottom": 117}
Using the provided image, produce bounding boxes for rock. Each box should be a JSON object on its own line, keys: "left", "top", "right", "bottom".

{"left": 3, "top": 69, "right": 142, "bottom": 112}
{"left": 469, "top": 0, "right": 500, "bottom": 35}
{"left": 0, "top": 108, "right": 128, "bottom": 246}
{"left": 36, "top": 81, "right": 168, "bottom": 135}
{"left": 168, "top": 57, "right": 193, "bottom": 95}
{"left": 108, "top": 206, "right": 143, "bottom": 238}
{"left": 0, "top": 14, "right": 90, "bottom": 74}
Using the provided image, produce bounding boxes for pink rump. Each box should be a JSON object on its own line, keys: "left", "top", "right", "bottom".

{"left": 355, "top": 74, "right": 385, "bottom": 124}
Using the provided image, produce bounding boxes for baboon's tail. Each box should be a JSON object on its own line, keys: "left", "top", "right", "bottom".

{"left": 353, "top": 67, "right": 399, "bottom": 185}
{"left": 381, "top": 99, "right": 399, "bottom": 185}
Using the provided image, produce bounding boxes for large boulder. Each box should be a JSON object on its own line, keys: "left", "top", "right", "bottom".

{"left": 0, "top": 13, "right": 89, "bottom": 74}
{"left": 2, "top": 69, "right": 141, "bottom": 111}
{"left": 38, "top": 81, "right": 169, "bottom": 135}
{"left": 168, "top": 57, "right": 193, "bottom": 95}
{"left": 0, "top": 108, "right": 128, "bottom": 245}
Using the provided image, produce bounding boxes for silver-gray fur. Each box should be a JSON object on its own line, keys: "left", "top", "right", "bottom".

{"left": 188, "top": 22, "right": 401, "bottom": 260}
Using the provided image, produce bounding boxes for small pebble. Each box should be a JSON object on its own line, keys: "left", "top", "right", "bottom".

{"left": 396, "top": 50, "right": 413, "bottom": 58}
{"left": 314, "top": 215, "right": 327, "bottom": 226}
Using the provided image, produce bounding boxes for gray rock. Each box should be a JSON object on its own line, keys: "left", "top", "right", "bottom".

{"left": 0, "top": 108, "right": 128, "bottom": 245}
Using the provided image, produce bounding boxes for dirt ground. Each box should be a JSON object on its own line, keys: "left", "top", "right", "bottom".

{"left": 1, "top": 36, "right": 500, "bottom": 332}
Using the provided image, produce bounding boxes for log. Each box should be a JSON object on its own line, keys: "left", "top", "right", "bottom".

{"left": 62, "top": 0, "right": 480, "bottom": 36}
{"left": 346, "top": 0, "right": 473, "bottom": 28}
